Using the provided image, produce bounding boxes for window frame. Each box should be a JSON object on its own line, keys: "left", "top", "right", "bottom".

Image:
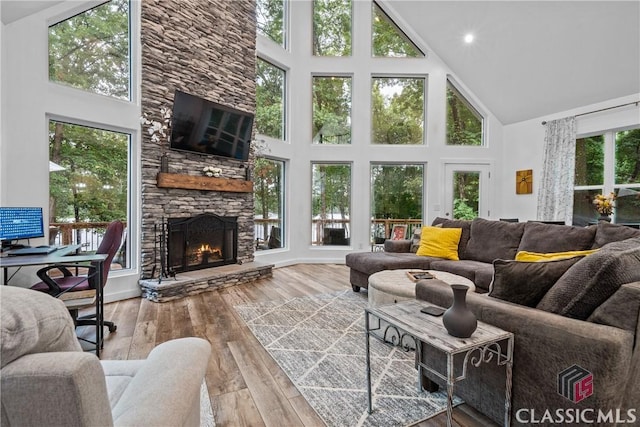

{"left": 370, "top": 75, "right": 427, "bottom": 145}
{"left": 254, "top": 156, "right": 287, "bottom": 251}
{"left": 445, "top": 77, "right": 485, "bottom": 147}
{"left": 256, "top": 56, "right": 287, "bottom": 142}
{"left": 573, "top": 126, "right": 640, "bottom": 224}
{"left": 311, "top": 162, "right": 352, "bottom": 247}
{"left": 48, "top": 0, "right": 133, "bottom": 102}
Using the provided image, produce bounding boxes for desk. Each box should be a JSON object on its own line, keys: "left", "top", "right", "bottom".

{"left": 1, "top": 248, "right": 107, "bottom": 357}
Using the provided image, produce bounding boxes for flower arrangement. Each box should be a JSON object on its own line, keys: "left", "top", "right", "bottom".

{"left": 203, "top": 166, "right": 222, "bottom": 178}
{"left": 140, "top": 107, "right": 171, "bottom": 144}
{"left": 593, "top": 192, "right": 616, "bottom": 216}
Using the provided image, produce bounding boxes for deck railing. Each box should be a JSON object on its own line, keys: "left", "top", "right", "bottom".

{"left": 49, "top": 222, "right": 121, "bottom": 252}
{"left": 254, "top": 218, "right": 423, "bottom": 248}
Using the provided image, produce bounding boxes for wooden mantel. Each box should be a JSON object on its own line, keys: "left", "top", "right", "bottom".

{"left": 156, "top": 172, "right": 253, "bottom": 193}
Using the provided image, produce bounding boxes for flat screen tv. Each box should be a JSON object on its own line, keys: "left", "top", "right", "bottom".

{"left": 170, "top": 90, "right": 254, "bottom": 162}
{"left": 0, "top": 207, "right": 45, "bottom": 242}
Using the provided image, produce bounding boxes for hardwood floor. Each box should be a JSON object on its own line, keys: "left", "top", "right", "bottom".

{"left": 98, "top": 264, "right": 495, "bottom": 427}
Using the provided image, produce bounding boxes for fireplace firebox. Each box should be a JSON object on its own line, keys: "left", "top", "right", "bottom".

{"left": 167, "top": 213, "right": 238, "bottom": 273}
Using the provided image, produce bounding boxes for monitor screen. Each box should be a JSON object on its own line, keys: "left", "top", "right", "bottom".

{"left": 0, "top": 207, "right": 45, "bottom": 241}
{"left": 170, "top": 90, "right": 253, "bottom": 161}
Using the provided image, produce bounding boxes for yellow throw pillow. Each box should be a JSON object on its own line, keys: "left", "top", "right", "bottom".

{"left": 416, "top": 226, "right": 462, "bottom": 260}
{"left": 515, "top": 249, "right": 599, "bottom": 262}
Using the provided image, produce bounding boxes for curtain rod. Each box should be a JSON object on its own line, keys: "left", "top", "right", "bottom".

{"left": 541, "top": 101, "right": 639, "bottom": 125}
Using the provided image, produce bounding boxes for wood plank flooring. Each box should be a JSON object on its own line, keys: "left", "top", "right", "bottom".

{"left": 98, "top": 264, "right": 495, "bottom": 427}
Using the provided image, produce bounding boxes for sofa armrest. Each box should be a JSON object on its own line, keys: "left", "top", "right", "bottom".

{"left": 384, "top": 239, "right": 411, "bottom": 252}
{"left": 1, "top": 352, "right": 113, "bottom": 427}
{"left": 416, "top": 280, "right": 637, "bottom": 413}
{"left": 109, "top": 337, "right": 211, "bottom": 427}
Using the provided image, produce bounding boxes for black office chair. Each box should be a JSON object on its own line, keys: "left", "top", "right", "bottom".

{"left": 30, "top": 220, "right": 124, "bottom": 333}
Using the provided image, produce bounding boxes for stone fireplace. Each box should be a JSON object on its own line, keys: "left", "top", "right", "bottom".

{"left": 138, "top": 0, "right": 272, "bottom": 302}
{"left": 168, "top": 213, "right": 237, "bottom": 273}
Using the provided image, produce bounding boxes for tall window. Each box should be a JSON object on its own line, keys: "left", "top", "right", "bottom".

{"left": 371, "top": 77, "right": 425, "bottom": 144}
{"left": 254, "top": 158, "right": 285, "bottom": 251}
{"left": 371, "top": 2, "right": 422, "bottom": 58}
{"left": 446, "top": 80, "right": 483, "bottom": 146}
{"left": 256, "top": 58, "right": 286, "bottom": 140}
{"left": 49, "top": 0, "right": 130, "bottom": 100}
{"left": 49, "top": 120, "right": 129, "bottom": 268}
{"left": 312, "top": 76, "right": 352, "bottom": 144}
{"left": 370, "top": 164, "right": 423, "bottom": 241}
{"left": 313, "top": 0, "right": 352, "bottom": 56}
{"left": 257, "top": 0, "right": 286, "bottom": 47}
{"left": 573, "top": 129, "right": 640, "bottom": 226}
{"left": 312, "top": 163, "right": 351, "bottom": 246}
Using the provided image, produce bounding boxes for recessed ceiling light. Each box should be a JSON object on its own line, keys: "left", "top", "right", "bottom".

{"left": 464, "top": 33, "right": 474, "bottom": 44}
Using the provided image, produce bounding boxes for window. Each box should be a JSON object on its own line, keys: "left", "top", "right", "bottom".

{"left": 312, "top": 163, "right": 351, "bottom": 246}
{"left": 49, "top": 0, "right": 130, "bottom": 100}
{"left": 256, "top": 0, "right": 286, "bottom": 47}
{"left": 446, "top": 80, "right": 483, "bottom": 146}
{"left": 371, "top": 77, "right": 425, "bottom": 144}
{"left": 256, "top": 58, "right": 286, "bottom": 140}
{"left": 370, "top": 164, "right": 423, "bottom": 242}
{"left": 313, "top": 0, "right": 352, "bottom": 56}
{"left": 452, "top": 171, "right": 480, "bottom": 219}
{"left": 312, "top": 76, "right": 352, "bottom": 144}
{"left": 254, "top": 158, "right": 285, "bottom": 251}
{"left": 49, "top": 120, "right": 129, "bottom": 268}
{"left": 573, "top": 128, "right": 640, "bottom": 226}
{"left": 371, "top": 2, "right": 422, "bottom": 57}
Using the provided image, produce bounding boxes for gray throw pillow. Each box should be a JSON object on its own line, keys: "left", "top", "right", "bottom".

{"left": 537, "top": 237, "right": 640, "bottom": 320}
{"left": 431, "top": 217, "right": 472, "bottom": 259}
{"left": 489, "top": 258, "right": 582, "bottom": 307}
{"left": 518, "top": 221, "right": 595, "bottom": 253}
{"left": 592, "top": 221, "right": 640, "bottom": 248}
{"left": 464, "top": 218, "right": 525, "bottom": 263}
{"left": 410, "top": 230, "right": 422, "bottom": 253}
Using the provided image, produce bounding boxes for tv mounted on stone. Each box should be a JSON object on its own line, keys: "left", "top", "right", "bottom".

{"left": 169, "top": 90, "right": 253, "bottom": 162}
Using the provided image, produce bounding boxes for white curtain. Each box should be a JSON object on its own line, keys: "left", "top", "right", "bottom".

{"left": 536, "top": 117, "right": 576, "bottom": 224}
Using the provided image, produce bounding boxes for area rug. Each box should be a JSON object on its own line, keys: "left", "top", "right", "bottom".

{"left": 200, "top": 380, "right": 215, "bottom": 427}
{"left": 234, "top": 290, "right": 458, "bottom": 427}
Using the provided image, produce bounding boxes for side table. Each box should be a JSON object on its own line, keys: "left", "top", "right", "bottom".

{"left": 365, "top": 299, "right": 514, "bottom": 427}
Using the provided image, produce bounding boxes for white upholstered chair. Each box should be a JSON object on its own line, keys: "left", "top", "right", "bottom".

{"left": 0, "top": 285, "right": 211, "bottom": 427}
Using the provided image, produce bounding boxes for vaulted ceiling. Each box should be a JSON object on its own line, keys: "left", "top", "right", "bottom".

{"left": 3, "top": 1, "right": 639, "bottom": 125}
{"left": 386, "top": 1, "right": 640, "bottom": 124}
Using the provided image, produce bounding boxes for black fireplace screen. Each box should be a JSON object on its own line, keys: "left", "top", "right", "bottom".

{"left": 167, "top": 213, "right": 238, "bottom": 273}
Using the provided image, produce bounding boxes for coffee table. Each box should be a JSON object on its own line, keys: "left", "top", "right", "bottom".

{"left": 365, "top": 299, "right": 514, "bottom": 427}
{"left": 368, "top": 269, "right": 475, "bottom": 307}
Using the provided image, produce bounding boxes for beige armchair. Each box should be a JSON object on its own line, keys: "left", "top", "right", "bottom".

{"left": 0, "top": 286, "right": 211, "bottom": 427}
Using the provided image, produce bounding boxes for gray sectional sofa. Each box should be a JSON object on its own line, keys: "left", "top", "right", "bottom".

{"left": 346, "top": 218, "right": 640, "bottom": 425}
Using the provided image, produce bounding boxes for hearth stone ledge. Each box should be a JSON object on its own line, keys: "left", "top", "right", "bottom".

{"left": 139, "top": 261, "right": 274, "bottom": 303}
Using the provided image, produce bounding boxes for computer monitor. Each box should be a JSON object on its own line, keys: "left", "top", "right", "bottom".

{"left": 0, "top": 207, "right": 45, "bottom": 242}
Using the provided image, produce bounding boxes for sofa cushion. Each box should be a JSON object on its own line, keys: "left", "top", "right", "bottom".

{"left": 489, "top": 257, "right": 582, "bottom": 307}
{"left": 518, "top": 221, "right": 595, "bottom": 253}
{"left": 416, "top": 226, "right": 462, "bottom": 260}
{"left": 0, "top": 286, "right": 82, "bottom": 369}
{"left": 515, "top": 248, "right": 598, "bottom": 262}
{"left": 537, "top": 237, "right": 640, "bottom": 320}
{"left": 432, "top": 217, "right": 472, "bottom": 259}
{"left": 429, "top": 260, "right": 492, "bottom": 290}
{"left": 345, "top": 252, "right": 434, "bottom": 275}
{"left": 464, "top": 218, "right": 525, "bottom": 263}
{"left": 592, "top": 221, "right": 640, "bottom": 248}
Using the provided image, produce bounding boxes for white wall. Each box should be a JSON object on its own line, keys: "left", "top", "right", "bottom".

{"left": 255, "top": 0, "right": 504, "bottom": 268}
{"left": 500, "top": 94, "right": 640, "bottom": 222}
{"left": 1, "top": 1, "right": 141, "bottom": 302}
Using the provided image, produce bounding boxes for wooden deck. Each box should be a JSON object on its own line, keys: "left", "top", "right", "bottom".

{"left": 96, "top": 264, "right": 496, "bottom": 427}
